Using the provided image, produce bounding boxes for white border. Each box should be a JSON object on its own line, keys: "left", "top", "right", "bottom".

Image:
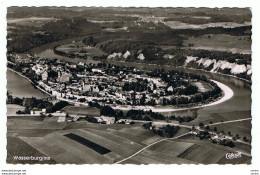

{"left": 1, "top": 1, "right": 259, "bottom": 175}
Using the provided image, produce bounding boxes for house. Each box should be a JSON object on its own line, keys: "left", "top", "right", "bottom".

{"left": 95, "top": 116, "right": 115, "bottom": 124}
{"left": 30, "top": 108, "right": 43, "bottom": 115}
{"left": 42, "top": 71, "right": 48, "bottom": 81}
{"left": 167, "top": 86, "right": 174, "bottom": 92}
{"left": 59, "top": 72, "right": 71, "bottom": 82}
{"left": 92, "top": 68, "right": 102, "bottom": 73}
{"left": 57, "top": 116, "right": 66, "bottom": 122}
{"left": 116, "top": 119, "right": 131, "bottom": 124}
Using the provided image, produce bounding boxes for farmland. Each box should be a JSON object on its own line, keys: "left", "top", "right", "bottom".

{"left": 183, "top": 34, "right": 251, "bottom": 54}
{"left": 54, "top": 41, "right": 105, "bottom": 58}
{"left": 61, "top": 106, "right": 100, "bottom": 116}
{"left": 7, "top": 17, "right": 57, "bottom": 27}
{"left": 6, "top": 104, "right": 25, "bottom": 115}
{"left": 7, "top": 116, "right": 251, "bottom": 164}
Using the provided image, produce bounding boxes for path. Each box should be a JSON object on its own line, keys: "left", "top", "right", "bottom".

{"left": 114, "top": 132, "right": 190, "bottom": 164}
{"left": 208, "top": 118, "right": 252, "bottom": 126}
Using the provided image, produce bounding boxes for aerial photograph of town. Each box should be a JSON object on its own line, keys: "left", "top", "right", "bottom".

{"left": 6, "top": 7, "right": 252, "bottom": 164}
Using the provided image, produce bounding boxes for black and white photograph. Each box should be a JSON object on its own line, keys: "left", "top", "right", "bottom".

{"left": 1, "top": 0, "right": 260, "bottom": 174}
{"left": 5, "top": 6, "right": 253, "bottom": 165}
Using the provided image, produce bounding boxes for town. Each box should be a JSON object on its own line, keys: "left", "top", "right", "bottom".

{"left": 7, "top": 53, "right": 222, "bottom": 109}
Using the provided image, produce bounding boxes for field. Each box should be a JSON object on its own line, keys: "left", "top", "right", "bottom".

{"left": 7, "top": 116, "right": 251, "bottom": 164}
{"left": 183, "top": 34, "right": 251, "bottom": 54}
{"left": 7, "top": 137, "right": 56, "bottom": 164}
{"left": 55, "top": 41, "right": 105, "bottom": 58}
{"left": 7, "top": 17, "right": 57, "bottom": 27}
{"left": 6, "top": 104, "right": 25, "bottom": 115}
{"left": 190, "top": 110, "right": 251, "bottom": 125}
{"left": 190, "top": 81, "right": 213, "bottom": 92}
{"left": 7, "top": 117, "right": 160, "bottom": 164}
{"left": 122, "top": 134, "right": 251, "bottom": 164}
{"left": 163, "top": 21, "right": 250, "bottom": 30}
{"left": 61, "top": 106, "right": 100, "bottom": 116}
{"left": 209, "top": 120, "right": 252, "bottom": 140}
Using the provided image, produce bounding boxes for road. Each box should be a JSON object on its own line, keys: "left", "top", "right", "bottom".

{"left": 114, "top": 132, "right": 191, "bottom": 164}
{"left": 208, "top": 118, "right": 252, "bottom": 126}
{"left": 128, "top": 118, "right": 251, "bottom": 145}
{"left": 114, "top": 117, "right": 251, "bottom": 164}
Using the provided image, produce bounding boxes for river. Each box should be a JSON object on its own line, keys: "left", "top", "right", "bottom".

{"left": 107, "top": 61, "right": 251, "bottom": 125}
{"left": 7, "top": 69, "right": 47, "bottom": 99}
{"left": 11, "top": 48, "right": 252, "bottom": 129}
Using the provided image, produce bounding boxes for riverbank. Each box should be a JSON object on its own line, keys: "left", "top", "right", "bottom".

{"left": 31, "top": 38, "right": 251, "bottom": 83}
{"left": 7, "top": 68, "right": 93, "bottom": 106}
{"left": 113, "top": 60, "right": 252, "bottom": 84}
{"left": 7, "top": 68, "right": 52, "bottom": 96}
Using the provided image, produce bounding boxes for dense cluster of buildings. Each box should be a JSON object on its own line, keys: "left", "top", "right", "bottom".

{"left": 9, "top": 54, "right": 193, "bottom": 107}
{"left": 8, "top": 52, "right": 214, "bottom": 109}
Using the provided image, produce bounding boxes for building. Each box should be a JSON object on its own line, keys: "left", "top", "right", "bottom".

{"left": 42, "top": 71, "right": 48, "bottom": 81}
{"left": 95, "top": 116, "right": 115, "bottom": 124}
{"left": 59, "top": 72, "right": 71, "bottom": 82}
{"left": 30, "top": 108, "right": 45, "bottom": 115}
{"left": 57, "top": 116, "right": 66, "bottom": 122}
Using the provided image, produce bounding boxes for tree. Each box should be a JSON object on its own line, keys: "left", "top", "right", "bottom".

{"left": 236, "top": 134, "right": 240, "bottom": 139}
{"left": 140, "top": 93, "right": 146, "bottom": 105}
{"left": 13, "top": 97, "right": 23, "bottom": 105}
{"left": 16, "top": 110, "right": 23, "bottom": 114}
{"left": 176, "top": 39, "right": 183, "bottom": 50}
{"left": 205, "top": 125, "right": 210, "bottom": 130}
{"left": 214, "top": 127, "right": 217, "bottom": 132}
{"left": 243, "top": 136, "right": 248, "bottom": 142}
{"left": 100, "top": 106, "right": 115, "bottom": 117}
{"left": 117, "top": 110, "right": 124, "bottom": 118}
{"left": 199, "top": 122, "right": 204, "bottom": 128}
{"left": 192, "top": 125, "right": 195, "bottom": 130}
{"left": 52, "top": 101, "right": 69, "bottom": 112}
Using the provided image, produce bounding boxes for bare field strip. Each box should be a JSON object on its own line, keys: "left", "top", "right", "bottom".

{"left": 64, "top": 133, "right": 111, "bottom": 155}
{"left": 76, "top": 128, "right": 142, "bottom": 156}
